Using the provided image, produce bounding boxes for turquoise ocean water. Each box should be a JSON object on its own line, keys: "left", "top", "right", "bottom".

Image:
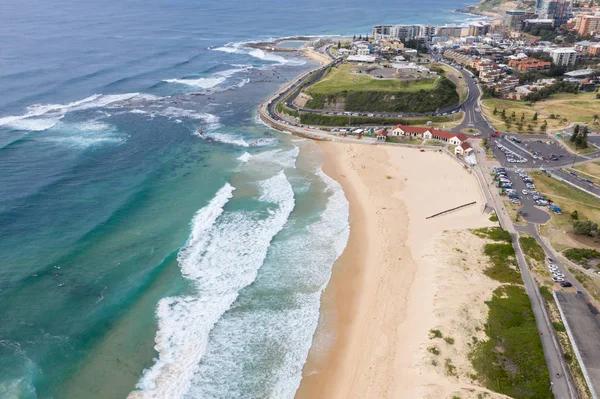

{"left": 0, "top": 1, "right": 481, "bottom": 397}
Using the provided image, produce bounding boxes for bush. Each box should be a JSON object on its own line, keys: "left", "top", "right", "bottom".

{"left": 444, "top": 336, "right": 455, "bottom": 345}
{"left": 483, "top": 243, "right": 521, "bottom": 284}
{"left": 553, "top": 321, "right": 566, "bottom": 332}
{"left": 573, "top": 220, "right": 600, "bottom": 238}
{"left": 489, "top": 214, "right": 499, "bottom": 222}
{"left": 429, "top": 329, "right": 443, "bottom": 339}
{"left": 428, "top": 346, "right": 441, "bottom": 355}
{"left": 472, "top": 227, "right": 512, "bottom": 242}
{"left": 563, "top": 247, "right": 600, "bottom": 266}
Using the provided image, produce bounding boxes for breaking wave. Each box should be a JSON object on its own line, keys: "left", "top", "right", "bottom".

{"left": 0, "top": 93, "right": 151, "bottom": 132}
{"left": 133, "top": 172, "right": 295, "bottom": 398}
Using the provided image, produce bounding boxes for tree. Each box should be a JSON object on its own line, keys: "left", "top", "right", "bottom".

{"left": 533, "top": 112, "right": 538, "bottom": 121}
{"left": 573, "top": 220, "right": 599, "bottom": 237}
{"left": 571, "top": 124, "right": 580, "bottom": 143}
{"left": 528, "top": 124, "right": 534, "bottom": 133}
{"left": 501, "top": 109, "right": 506, "bottom": 119}
{"left": 578, "top": 125, "right": 589, "bottom": 149}
{"left": 571, "top": 210, "right": 579, "bottom": 220}
{"left": 337, "top": 41, "right": 341, "bottom": 49}
{"left": 594, "top": 114, "right": 599, "bottom": 124}
{"left": 541, "top": 120, "right": 548, "bottom": 132}
{"left": 521, "top": 113, "right": 525, "bottom": 122}
{"left": 493, "top": 107, "right": 498, "bottom": 115}
{"left": 517, "top": 121, "right": 524, "bottom": 131}
{"left": 506, "top": 119, "right": 512, "bottom": 129}
{"left": 511, "top": 111, "right": 516, "bottom": 119}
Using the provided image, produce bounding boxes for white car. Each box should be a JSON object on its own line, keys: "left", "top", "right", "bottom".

{"left": 522, "top": 189, "right": 528, "bottom": 195}
{"left": 553, "top": 277, "right": 565, "bottom": 282}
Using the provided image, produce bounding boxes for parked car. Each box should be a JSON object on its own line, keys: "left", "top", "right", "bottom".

{"left": 553, "top": 277, "right": 565, "bottom": 282}
{"left": 560, "top": 281, "right": 573, "bottom": 287}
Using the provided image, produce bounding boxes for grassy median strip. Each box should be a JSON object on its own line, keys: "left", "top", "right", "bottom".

{"left": 519, "top": 237, "right": 545, "bottom": 262}
{"left": 470, "top": 285, "right": 552, "bottom": 399}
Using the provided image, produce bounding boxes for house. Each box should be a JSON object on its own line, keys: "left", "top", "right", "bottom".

{"left": 391, "top": 124, "right": 468, "bottom": 144}
{"left": 376, "top": 129, "right": 388, "bottom": 141}
{"left": 455, "top": 142, "right": 473, "bottom": 156}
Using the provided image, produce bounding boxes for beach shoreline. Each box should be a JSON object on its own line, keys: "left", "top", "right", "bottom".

{"left": 296, "top": 142, "right": 494, "bottom": 399}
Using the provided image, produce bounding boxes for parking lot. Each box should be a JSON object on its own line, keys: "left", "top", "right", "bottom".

{"left": 490, "top": 136, "right": 580, "bottom": 169}
{"left": 521, "top": 138, "right": 575, "bottom": 164}
{"left": 493, "top": 167, "right": 552, "bottom": 224}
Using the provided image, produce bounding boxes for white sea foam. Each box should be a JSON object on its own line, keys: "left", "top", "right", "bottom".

{"left": 43, "top": 136, "right": 125, "bottom": 149}
{"left": 157, "top": 107, "right": 221, "bottom": 130}
{"left": 249, "top": 146, "right": 299, "bottom": 169}
{"left": 210, "top": 42, "right": 244, "bottom": 53}
{"left": 135, "top": 173, "right": 295, "bottom": 398}
{"left": 198, "top": 132, "right": 277, "bottom": 148}
{"left": 248, "top": 49, "right": 288, "bottom": 64}
{"left": 237, "top": 152, "right": 252, "bottom": 163}
{"left": 163, "top": 67, "right": 249, "bottom": 90}
{"left": 182, "top": 168, "right": 349, "bottom": 399}
{"left": 1, "top": 116, "right": 64, "bottom": 132}
{"left": 164, "top": 76, "right": 226, "bottom": 89}
{"left": 248, "top": 49, "right": 306, "bottom": 66}
{"left": 0, "top": 93, "right": 146, "bottom": 132}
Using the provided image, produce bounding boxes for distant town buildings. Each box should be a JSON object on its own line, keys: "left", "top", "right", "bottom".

{"left": 550, "top": 47, "right": 578, "bottom": 66}
{"left": 507, "top": 58, "right": 552, "bottom": 71}
{"left": 575, "top": 13, "right": 600, "bottom": 36}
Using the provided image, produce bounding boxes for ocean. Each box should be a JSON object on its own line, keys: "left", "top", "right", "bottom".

{"left": 0, "top": 1, "right": 479, "bottom": 397}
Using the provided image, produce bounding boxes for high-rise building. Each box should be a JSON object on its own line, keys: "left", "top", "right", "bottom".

{"left": 576, "top": 14, "right": 600, "bottom": 36}
{"left": 505, "top": 10, "right": 535, "bottom": 31}
{"left": 435, "top": 25, "right": 465, "bottom": 38}
{"left": 468, "top": 22, "right": 491, "bottom": 36}
{"left": 536, "top": 0, "right": 572, "bottom": 26}
{"left": 550, "top": 47, "right": 578, "bottom": 66}
{"left": 372, "top": 24, "right": 422, "bottom": 40}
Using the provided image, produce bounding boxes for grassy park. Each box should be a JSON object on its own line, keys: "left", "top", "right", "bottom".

{"left": 303, "top": 62, "right": 459, "bottom": 113}
{"left": 481, "top": 93, "right": 600, "bottom": 133}
{"left": 308, "top": 64, "right": 438, "bottom": 94}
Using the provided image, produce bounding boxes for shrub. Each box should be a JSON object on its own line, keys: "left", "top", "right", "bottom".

{"left": 470, "top": 286, "right": 551, "bottom": 398}
{"left": 428, "top": 346, "right": 441, "bottom": 356}
{"left": 429, "top": 329, "right": 443, "bottom": 339}
{"left": 444, "top": 336, "right": 455, "bottom": 345}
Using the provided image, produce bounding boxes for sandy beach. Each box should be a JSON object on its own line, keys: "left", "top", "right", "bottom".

{"left": 296, "top": 142, "right": 506, "bottom": 399}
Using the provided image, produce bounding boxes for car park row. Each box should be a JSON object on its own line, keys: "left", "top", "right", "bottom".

{"left": 495, "top": 141, "right": 527, "bottom": 163}
{"left": 493, "top": 167, "right": 552, "bottom": 208}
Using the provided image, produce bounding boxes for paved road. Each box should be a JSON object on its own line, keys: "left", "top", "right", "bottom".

{"left": 555, "top": 291, "right": 600, "bottom": 398}
{"left": 550, "top": 169, "right": 600, "bottom": 198}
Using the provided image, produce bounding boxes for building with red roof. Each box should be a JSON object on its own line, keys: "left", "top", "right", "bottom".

{"left": 390, "top": 124, "right": 468, "bottom": 145}
{"left": 455, "top": 141, "right": 473, "bottom": 156}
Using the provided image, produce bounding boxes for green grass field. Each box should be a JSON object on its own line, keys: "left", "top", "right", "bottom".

{"left": 482, "top": 93, "right": 600, "bottom": 134}
{"left": 308, "top": 64, "right": 438, "bottom": 94}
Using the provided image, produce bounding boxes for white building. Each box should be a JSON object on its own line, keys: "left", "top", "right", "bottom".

{"left": 357, "top": 46, "right": 370, "bottom": 56}
{"left": 550, "top": 48, "right": 578, "bottom": 66}
{"left": 346, "top": 55, "right": 376, "bottom": 63}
